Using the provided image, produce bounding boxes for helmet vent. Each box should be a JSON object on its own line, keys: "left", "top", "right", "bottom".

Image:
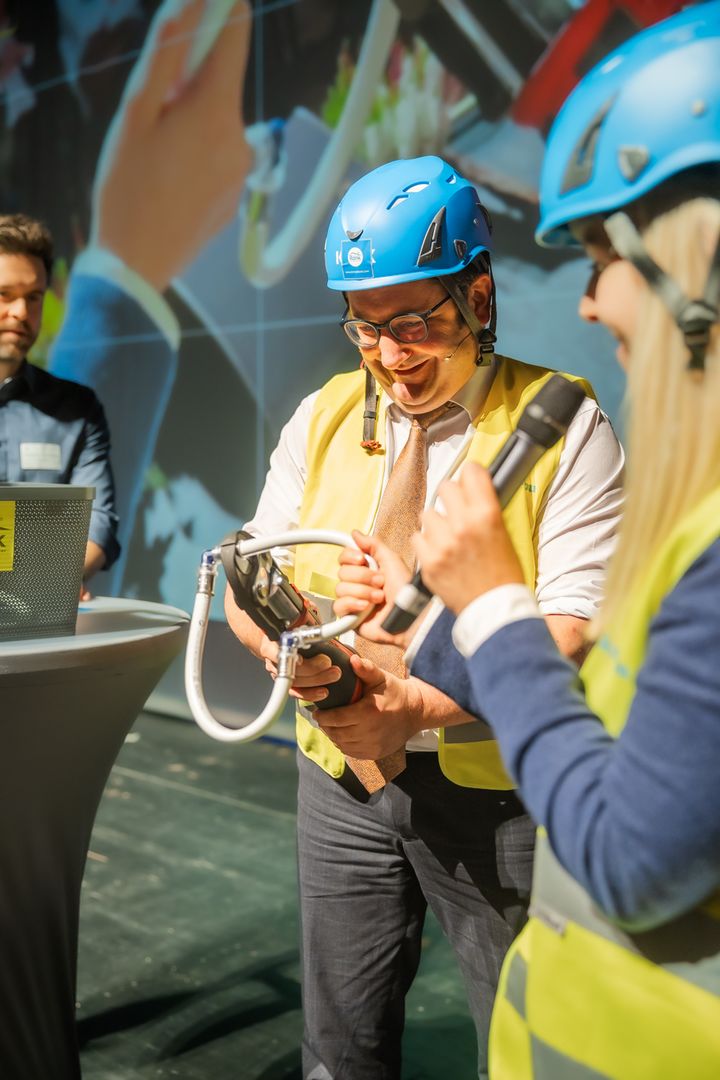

{"left": 417, "top": 206, "right": 445, "bottom": 266}
{"left": 477, "top": 204, "right": 493, "bottom": 234}
{"left": 345, "top": 229, "right": 363, "bottom": 241}
{"left": 454, "top": 239, "right": 468, "bottom": 261}
{"left": 617, "top": 145, "right": 650, "bottom": 181}
{"left": 403, "top": 182, "right": 429, "bottom": 193}
{"left": 560, "top": 98, "right": 614, "bottom": 195}
{"left": 387, "top": 195, "right": 408, "bottom": 210}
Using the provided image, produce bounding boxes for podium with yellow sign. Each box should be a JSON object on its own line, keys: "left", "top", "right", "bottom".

{"left": 0, "top": 598, "right": 189, "bottom": 1078}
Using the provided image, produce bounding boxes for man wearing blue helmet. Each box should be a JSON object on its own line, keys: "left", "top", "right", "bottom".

{"left": 227, "top": 154, "right": 623, "bottom": 1078}
{"left": 335, "top": 4, "right": 720, "bottom": 1077}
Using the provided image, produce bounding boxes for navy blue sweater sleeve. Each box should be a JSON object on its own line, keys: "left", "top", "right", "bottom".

{"left": 412, "top": 606, "right": 480, "bottom": 716}
{"left": 411, "top": 540, "right": 720, "bottom": 929}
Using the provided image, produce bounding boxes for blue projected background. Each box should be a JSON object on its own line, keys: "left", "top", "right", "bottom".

{"left": 0, "top": 0, "right": 683, "bottom": 723}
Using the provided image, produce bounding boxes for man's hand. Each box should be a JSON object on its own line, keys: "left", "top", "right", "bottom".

{"left": 414, "top": 463, "right": 524, "bottom": 615}
{"left": 258, "top": 634, "right": 344, "bottom": 704}
{"left": 80, "top": 539, "right": 107, "bottom": 601}
{"left": 92, "top": 0, "right": 252, "bottom": 292}
{"left": 314, "top": 654, "right": 425, "bottom": 759}
{"left": 334, "top": 530, "right": 414, "bottom": 648}
{"left": 224, "top": 583, "right": 342, "bottom": 704}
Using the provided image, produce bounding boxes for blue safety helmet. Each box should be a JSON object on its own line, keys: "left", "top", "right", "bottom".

{"left": 325, "top": 156, "right": 492, "bottom": 288}
{"left": 537, "top": 1, "right": 720, "bottom": 370}
{"left": 325, "top": 156, "right": 496, "bottom": 362}
{"left": 536, "top": 1, "right": 720, "bottom": 247}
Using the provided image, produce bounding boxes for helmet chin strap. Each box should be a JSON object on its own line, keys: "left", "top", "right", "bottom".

{"left": 439, "top": 263, "right": 497, "bottom": 367}
{"left": 361, "top": 365, "right": 382, "bottom": 452}
{"left": 604, "top": 211, "right": 720, "bottom": 371}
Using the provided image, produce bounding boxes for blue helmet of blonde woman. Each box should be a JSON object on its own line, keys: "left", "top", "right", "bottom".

{"left": 537, "top": 0, "right": 720, "bottom": 370}
{"left": 325, "top": 155, "right": 497, "bottom": 363}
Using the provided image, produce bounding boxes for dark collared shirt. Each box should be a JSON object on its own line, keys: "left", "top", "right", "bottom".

{"left": 0, "top": 361, "right": 120, "bottom": 566}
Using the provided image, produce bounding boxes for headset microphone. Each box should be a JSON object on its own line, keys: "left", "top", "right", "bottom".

{"left": 381, "top": 374, "right": 587, "bottom": 634}
{"left": 443, "top": 329, "right": 473, "bottom": 362}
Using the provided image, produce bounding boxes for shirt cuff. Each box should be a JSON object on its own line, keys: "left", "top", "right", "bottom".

{"left": 452, "top": 584, "right": 542, "bottom": 658}
{"left": 72, "top": 248, "right": 181, "bottom": 350}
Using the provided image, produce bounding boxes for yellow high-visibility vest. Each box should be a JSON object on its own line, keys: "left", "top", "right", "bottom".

{"left": 490, "top": 485, "right": 720, "bottom": 1079}
{"left": 293, "top": 357, "right": 592, "bottom": 790}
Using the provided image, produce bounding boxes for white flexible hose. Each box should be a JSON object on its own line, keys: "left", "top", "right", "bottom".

{"left": 185, "top": 589, "right": 293, "bottom": 743}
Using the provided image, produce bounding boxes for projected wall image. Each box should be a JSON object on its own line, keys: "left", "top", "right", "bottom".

{"left": 0, "top": 0, "right": 682, "bottom": 720}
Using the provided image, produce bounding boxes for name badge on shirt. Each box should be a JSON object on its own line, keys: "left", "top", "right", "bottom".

{"left": 20, "top": 442, "right": 62, "bottom": 471}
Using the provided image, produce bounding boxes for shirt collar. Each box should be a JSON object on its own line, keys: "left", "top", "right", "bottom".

{"left": 452, "top": 356, "right": 498, "bottom": 419}
{"left": 0, "top": 360, "right": 30, "bottom": 401}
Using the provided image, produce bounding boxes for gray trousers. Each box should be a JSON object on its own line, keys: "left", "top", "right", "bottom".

{"left": 297, "top": 749, "right": 534, "bottom": 1080}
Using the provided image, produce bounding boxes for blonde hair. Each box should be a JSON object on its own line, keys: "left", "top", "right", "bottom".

{"left": 594, "top": 196, "right": 720, "bottom": 634}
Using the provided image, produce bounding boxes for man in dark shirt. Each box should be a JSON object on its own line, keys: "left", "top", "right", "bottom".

{"left": 0, "top": 214, "right": 119, "bottom": 594}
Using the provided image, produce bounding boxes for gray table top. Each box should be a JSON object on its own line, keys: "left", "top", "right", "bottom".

{"left": 0, "top": 597, "right": 190, "bottom": 670}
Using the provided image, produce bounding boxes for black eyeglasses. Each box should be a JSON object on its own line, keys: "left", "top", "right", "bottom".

{"left": 340, "top": 295, "right": 452, "bottom": 348}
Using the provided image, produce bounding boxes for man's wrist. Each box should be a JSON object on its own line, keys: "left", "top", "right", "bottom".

{"left": 83, "top": 539, "right": 107, "bottom": 580}
{"left": 404, "top": 676, "right": 431, "bottom": 740}
{"left": 408, "top": 675, "right": 469, "bottom": 733}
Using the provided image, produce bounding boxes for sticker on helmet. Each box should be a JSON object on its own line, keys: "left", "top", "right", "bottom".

{"left": 340, "top": 239, "right": 374, "bottom": 279}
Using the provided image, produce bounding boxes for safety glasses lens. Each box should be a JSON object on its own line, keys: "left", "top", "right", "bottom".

{"left": 388, "top": 315, "right": 428, "bottom": 343}
{"left": 344, "top": 321, "right": 378, "bottom": 346}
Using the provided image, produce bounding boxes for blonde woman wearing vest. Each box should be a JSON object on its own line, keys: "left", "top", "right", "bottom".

{"left": 335, "top": 4, "right": 720, "bottom": 1077}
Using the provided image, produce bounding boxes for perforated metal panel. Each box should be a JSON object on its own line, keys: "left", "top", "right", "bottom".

{"left": 0, "top": 485, "right": 93, "bottom": 640}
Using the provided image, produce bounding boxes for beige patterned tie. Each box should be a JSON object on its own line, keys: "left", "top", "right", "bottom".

{"left": 345, "top": 404, "right": 451, "bottom": 793}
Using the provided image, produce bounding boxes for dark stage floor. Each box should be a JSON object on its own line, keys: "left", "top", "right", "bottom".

{"left": 76, "top": 713, "right": 478, "bottom": 1079}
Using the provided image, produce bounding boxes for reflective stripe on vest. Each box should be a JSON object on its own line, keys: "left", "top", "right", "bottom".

{"left": 293, "top": 358, "right": 593, "bottom": 789}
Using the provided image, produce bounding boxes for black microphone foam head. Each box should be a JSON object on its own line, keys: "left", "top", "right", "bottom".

{"left": 517, "top": 374, "right": 586, "bottom": 449}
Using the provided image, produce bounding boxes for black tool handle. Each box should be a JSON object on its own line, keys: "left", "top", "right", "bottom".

{"left": 301, "top": 637, "right": 363, "bottom": 710}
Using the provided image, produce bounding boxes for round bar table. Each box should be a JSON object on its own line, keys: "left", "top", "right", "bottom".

{"left": 0, "top": 598, "right": 189, "bottom": 1079}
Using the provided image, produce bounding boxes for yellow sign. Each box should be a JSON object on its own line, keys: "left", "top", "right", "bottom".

{"left": 0, "top": 501, "right": 16, "bottom": 571}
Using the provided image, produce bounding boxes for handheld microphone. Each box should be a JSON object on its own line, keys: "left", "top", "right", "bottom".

{"left": 381, "top": 374, "right": 587, "bottom": 634}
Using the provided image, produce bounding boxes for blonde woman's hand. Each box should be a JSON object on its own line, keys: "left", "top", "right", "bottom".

{"left": 413, "top": 463, "right": 524, "bottom": 614}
